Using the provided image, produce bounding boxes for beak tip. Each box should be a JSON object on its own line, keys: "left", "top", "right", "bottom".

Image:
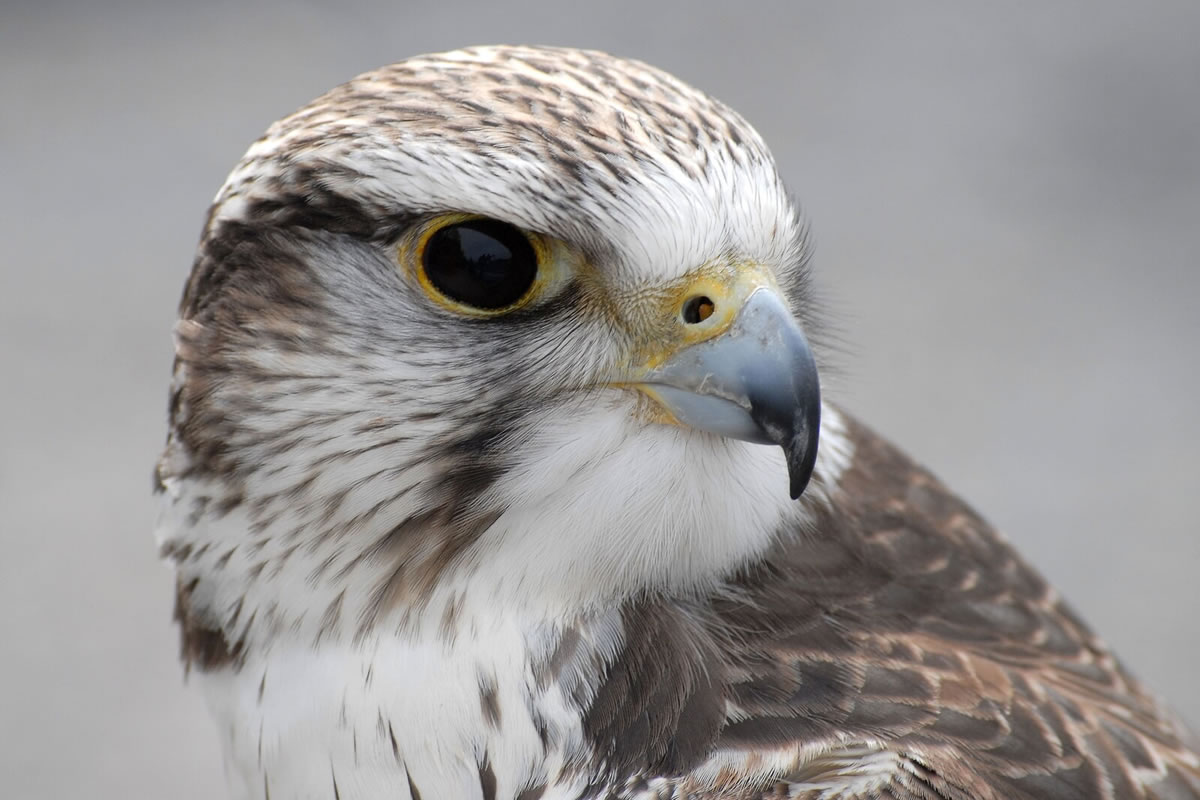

{"left": 785, "top": 443, "right": 817, "bottom": 500}
{"left": 784, "top": 409, "right": 821, "bottom": 501}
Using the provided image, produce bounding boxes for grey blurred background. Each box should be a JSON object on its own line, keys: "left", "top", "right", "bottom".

{"left": 2, "top": 1, "right": 1197, "bottom": 797}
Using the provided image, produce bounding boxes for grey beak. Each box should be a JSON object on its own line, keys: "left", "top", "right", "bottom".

{"left": 643, "top": 289, "right": 821, "bottom": 499}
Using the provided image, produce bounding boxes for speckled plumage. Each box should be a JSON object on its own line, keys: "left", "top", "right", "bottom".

{"left": 156, "top": 45, "right": 1200, "bottom": 799}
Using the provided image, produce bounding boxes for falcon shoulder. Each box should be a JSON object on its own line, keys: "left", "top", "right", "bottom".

{"left": 593, "top": 409, "right": 1200, "bottom": 799}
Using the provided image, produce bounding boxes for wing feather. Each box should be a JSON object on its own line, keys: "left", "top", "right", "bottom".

{"left": 595, "top": 408, "right": 1200, "bottom": 799}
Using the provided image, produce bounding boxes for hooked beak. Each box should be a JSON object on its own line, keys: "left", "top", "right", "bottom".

{"left": 634, "top": 286, "right": 821, "bottom": 500}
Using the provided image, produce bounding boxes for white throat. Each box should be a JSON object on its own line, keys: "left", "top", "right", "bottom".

{"left": 156, "top": 404, "right": 853, "bottom": 798}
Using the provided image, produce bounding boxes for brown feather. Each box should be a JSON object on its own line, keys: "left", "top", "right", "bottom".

{"left": 585, "top": 409, "right": 1200, "bottom": 798}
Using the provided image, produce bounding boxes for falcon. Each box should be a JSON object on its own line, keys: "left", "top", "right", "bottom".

{"left": 155, "top": 45, "right": 1199, "bottom": 799}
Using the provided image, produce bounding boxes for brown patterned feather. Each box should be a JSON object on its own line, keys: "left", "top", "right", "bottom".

{"left": 590, "top": 410, "right": 1200, "bottom": 799}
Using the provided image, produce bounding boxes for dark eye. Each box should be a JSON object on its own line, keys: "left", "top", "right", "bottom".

{"left": 421, "top": 219, "right": 539, "bottom": 311}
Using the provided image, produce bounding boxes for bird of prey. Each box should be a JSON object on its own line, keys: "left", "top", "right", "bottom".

{"left": 155, "top": 45, "right": 1199, "bottom": 799}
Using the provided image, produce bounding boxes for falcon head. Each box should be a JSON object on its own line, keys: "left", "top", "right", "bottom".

{"left": 159, "top": 45, "right": 830, "bottom": 642}
{"left": 157, "top": 47, "right": 1200, "bottom": 800}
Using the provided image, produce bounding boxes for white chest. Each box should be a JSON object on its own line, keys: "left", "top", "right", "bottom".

{"left": 196, "top": 620, "right": 600, "bottom": 800}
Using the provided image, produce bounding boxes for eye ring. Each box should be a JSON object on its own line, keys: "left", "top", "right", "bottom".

{"left": 411, "top": 215, "right": 545, "bottom": 316}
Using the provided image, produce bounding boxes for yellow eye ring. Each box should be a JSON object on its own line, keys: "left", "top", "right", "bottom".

{"left": 403, "top": 213, "right": 553, "bottom": 317}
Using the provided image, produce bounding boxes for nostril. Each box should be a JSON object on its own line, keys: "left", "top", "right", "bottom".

{"left": 682, "top": 295, "right": 716, "bottom": 324}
